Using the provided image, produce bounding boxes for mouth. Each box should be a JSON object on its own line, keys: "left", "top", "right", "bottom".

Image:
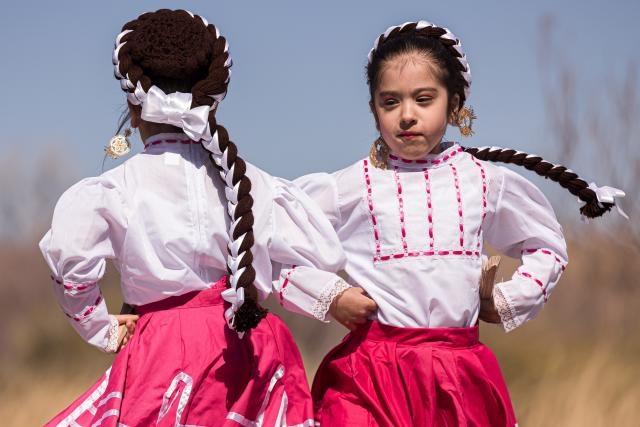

{"left": 397, "top": 132, "right": 422, "bottom": 139}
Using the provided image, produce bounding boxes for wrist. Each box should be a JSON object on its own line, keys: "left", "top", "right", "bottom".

{"left": 312, "top": 278, "right": 352, "bottom": 322}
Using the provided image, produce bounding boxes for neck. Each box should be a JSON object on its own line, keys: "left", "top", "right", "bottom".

{"left": 138, "top": 120, "right": 184, "bottom": 142}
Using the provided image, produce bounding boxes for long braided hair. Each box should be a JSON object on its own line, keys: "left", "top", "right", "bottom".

{"left": 367, "top": 21, "right": 614, "bottom": 218}
{"left": 113, "top": 9, "right": 267, "bottom": 332}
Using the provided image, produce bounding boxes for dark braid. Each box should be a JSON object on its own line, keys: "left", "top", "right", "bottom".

{"left": 464, "top": 146, "right": 612, "bottom": 218}
{"left": 114, "top": 9, "right": 267, "bottom": 332}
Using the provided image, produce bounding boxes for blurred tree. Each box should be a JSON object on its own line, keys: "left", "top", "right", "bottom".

{"left": 538, "top": 15, "right": 639, "bottom": 250}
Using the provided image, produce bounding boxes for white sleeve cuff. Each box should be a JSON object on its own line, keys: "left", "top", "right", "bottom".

{"left": 311, "top": 278, "right": 352, "bottom": 322}
{"left": 493, "top": 285, "right": 519, "bottom": 332}
{"left": 104, "top": 315, "right": 120, "bottom": 353}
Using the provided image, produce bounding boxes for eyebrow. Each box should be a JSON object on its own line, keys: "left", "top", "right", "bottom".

{"left": 378, "top": 87, "right": 439, "bottom": 97}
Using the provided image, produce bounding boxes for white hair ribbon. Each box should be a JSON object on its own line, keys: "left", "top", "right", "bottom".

{"left": 141, "top": 86, "right": 212, "bottom": 141}
{"left": 587, "top": 182, "right": 629, "bottom": 219}
{"left": 222, "top": 286, "right": 245, "bottom": 334}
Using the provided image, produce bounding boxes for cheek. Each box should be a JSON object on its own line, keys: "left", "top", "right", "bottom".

{"left": 376, "top": 111, "right": 396, "bottom": 136}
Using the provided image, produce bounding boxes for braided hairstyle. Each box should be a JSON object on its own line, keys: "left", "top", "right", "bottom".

{"left": 113, "top": 9, "right": 267, "bottom": 332}
{"left": 367, "top": 21, "right": 613, "bottom": 218}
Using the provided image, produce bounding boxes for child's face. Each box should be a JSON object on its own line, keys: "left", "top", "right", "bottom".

{"left": 371, "top": 53, "right": 456, "bottom": 159}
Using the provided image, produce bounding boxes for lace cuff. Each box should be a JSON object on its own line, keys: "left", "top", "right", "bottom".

{"left": 311, "top": 279, "right": 352, "bottom": 321}
{"left": 493, "top": 286, "right": 518, "bottom": 332}
{"left": 104, "top": 315, "right": 120, "bottom": 353}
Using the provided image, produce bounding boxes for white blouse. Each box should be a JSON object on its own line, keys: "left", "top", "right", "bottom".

{"left": 40, "top": 133, "right": 346, "bottom": 351}
{"left": 289, "top": 142, "right": 568, "bottom": 332}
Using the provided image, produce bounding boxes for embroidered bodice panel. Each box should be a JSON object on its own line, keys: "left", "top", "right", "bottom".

{"left": 296, "top": 142, "right": 568, "bottom": 330}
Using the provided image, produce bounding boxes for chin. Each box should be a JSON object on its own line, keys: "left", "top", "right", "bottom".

{"left": 397, "top": 145, "right": 432, "bottom": 160}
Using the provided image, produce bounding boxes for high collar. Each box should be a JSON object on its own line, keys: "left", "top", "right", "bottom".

{"left": 142, "top": 133, "right": 199, "bottom": 151}
{"left": 387, "top": 141, "right": 463, "bottom": 170}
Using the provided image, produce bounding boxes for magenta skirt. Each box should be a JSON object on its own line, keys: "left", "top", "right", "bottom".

{"left": 312, "top": 321, "right": 517, "bottom": 427}
{"left": 46, "top": 278, "right": 315, "bottom": 427}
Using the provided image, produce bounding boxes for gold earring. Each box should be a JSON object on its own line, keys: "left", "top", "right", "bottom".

{"left": 369, "top": 137, "right": 389, "bottom": 169}
{"left": 105, "top": 128, "right": 132, "bottom": 159}
{"left": 453, "top": 106, "right": 477, "bottom": 137}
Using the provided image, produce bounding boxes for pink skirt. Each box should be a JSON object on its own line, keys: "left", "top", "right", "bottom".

{"left": 312, "top": 321, "right": 517, "bottom": 427}
{"left": 46, "top": 278, "right": 315, "bottom": 427}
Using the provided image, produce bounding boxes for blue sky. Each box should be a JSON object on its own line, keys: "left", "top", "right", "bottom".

{"left": 0, "top": 0, "right": 638, "bottom": 181}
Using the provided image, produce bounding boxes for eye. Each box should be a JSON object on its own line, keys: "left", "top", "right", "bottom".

{"left": 417, "top": 96, "right": 433, "bottom": 104}
{"left": 382, "top": 97, "right": 398, "bottom": 107}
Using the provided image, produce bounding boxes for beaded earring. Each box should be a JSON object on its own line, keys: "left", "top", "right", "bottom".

{"left": 369, "top": 137, "right": 390, "bottom": 169}
{"left": 451, "top": 106, "right": 477, "bottom": 137}
{"left": 105, "top": 128, "right": 132, "bottom": 159}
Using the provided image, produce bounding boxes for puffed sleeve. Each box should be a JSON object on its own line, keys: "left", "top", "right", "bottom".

{"left": 483, "top": 166, "right": 568, "bottom": 332}
{"left": 39, "top": 176, "right": 127, "bottom": 351}
{"left": 268, "top": 175, "right": 350, "bottom": 322}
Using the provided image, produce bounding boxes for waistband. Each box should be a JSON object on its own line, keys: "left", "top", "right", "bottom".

{"left": 352, "top": 321, "right": 479, "bottom": 347}
{"left": 135, "top": 276, "right": 227, "bottom": 315}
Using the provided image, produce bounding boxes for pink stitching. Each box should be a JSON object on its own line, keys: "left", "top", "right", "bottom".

{"left": 393, "top": 167, "right": 409, "bottom": 254}
{"left": 450, "top": 164, "right": 464, "bottom": 247}
{"left": 374, "top": 250, "right": 480, "bottom": 262}
{"left": 363, "top": 160, "right": 381, "bottom": 257}
{"left": 517, "top": 270, "right": 548, "bottom": 302}
{"left": 522, "top": 248, "right": 567, "bottom": 271}
{"left": 388, "top": 147, "right": 463, "bottom": 166}
{"left": 143, "top": 138, "right": 196, "bottom": 150}
{"left": 279, "top": 266, "right": 297, "bottom": 306}
{"left": 51, "top": 276, "right": 98, "bottom": 294}
{"left": 471, "top": 155, "right": 487, "bottom": 250}
{"left": 65, "top": 295, "right": 103, "bottom": 322}
{"left": 423, "top": 168, "right": 435, "bottom": 250}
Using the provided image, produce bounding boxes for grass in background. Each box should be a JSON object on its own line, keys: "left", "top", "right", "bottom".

{"left": 1, "top": 235, "right": 638, "bottom": 426}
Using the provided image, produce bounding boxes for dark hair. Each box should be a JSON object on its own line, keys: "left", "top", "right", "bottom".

{"left": 366, "top": 23, "right": 468, "bottom": 113}
{"left": 114, "top": 9, "right": 267, "bottom": 331}
{"left": 366, "top": 22, "right": 613, "bottom": 218}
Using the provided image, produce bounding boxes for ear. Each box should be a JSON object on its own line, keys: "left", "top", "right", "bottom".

{"left": 128, "top": 102, "right": 142, "bottom": 128}
{"left": 369, "top": 100, "right": 380, "bottom": 132}
{"left": 448, "top": 94, "right": 461, "bottom": 125}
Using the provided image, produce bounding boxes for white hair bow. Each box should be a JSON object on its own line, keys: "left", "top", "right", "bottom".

{"left": 141, "top": 86, "right": 213, "bottom": 141}
{"left": 585, "top": 182, "right": 629, "bottom": 220}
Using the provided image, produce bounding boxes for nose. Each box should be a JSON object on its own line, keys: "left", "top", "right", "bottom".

{"left": 399, "top": 102, "right": 417, "bottom": 130}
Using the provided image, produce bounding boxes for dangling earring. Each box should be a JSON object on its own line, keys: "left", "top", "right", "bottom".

{"left": 452, "top": 106, "right": 477, "bottom": 137}
{"left": 369, "top": 137, "right": 389, "bottom": 169}
{"left": 105, "top": 128, "right": 132, "bottom": 159}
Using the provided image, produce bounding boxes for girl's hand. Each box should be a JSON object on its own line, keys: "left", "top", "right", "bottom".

{"left": 114, "top": 314, "right": 139, "bottom": 351}
{"left": 479, "top": 298, "right": 501, "bottom": 324}
{"left": 329, "top": 287, "right": 378, "bottom": 330}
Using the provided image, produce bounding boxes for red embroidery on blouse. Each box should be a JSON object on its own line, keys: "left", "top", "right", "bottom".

{"left": 471, "top": 156, "right": 487, "bottom": 250}
{"left": 388, "top": 147, "right": 463, "bottom": 166}
{"left": 51, "top": 276, "right": 98, "bottom": 295}
{"left": 375, "top": 250, "right": 480, "bottom": 262}
{"left": 393, "top": 167, "right": 409, "bottom": 254}
{"left": 522, "top": 248, "right": 567, "bottom": 271}
{"left": 450, "top": 164, "right": 464, "bottom": 247}
{"left": 65, "top": 295, "right": 103, "bottom": 322}
{"left": 423, "top": 168, "right": 435, "bottom": 250}
{"left": 143, "top": 138, "right": 197, "bottom": 150}
{"left": 363, "top": 160, "right": 382, "bottom": 258}
{"left": 279, "top": 266, "right": 297, "bottom": 306}
{"left": 517, "top": 270, "right": 548, "bottom": 302}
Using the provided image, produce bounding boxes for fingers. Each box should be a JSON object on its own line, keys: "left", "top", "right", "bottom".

{"left": 364, "top": 298, "right": 378, "bottom": 312}
{"left": 115, "top": 314, "right": 140, "bottom": 325}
